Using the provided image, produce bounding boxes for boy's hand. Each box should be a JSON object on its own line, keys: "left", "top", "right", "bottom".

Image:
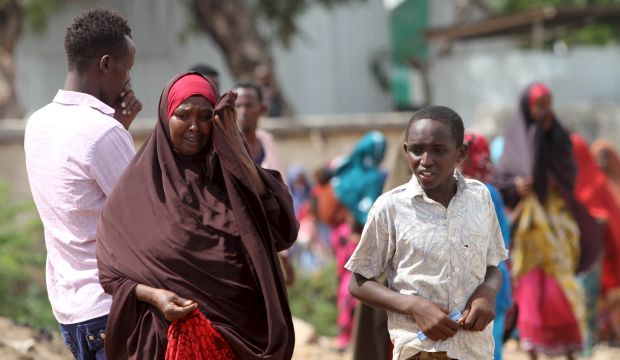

{"left": 460, "top": 283, "right": 496, "bottom": 331}
{"left": 409, "top": 297, "right": 460, "bottom": 341}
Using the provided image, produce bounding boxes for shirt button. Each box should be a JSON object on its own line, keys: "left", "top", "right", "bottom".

{"left": 455, "top": 299, "right": 461, "bottom": 304}
{"left": 454, "top": 267, "right": 460, "bottom": 272}
{"left": 450, "top": 236, "right": 456, "bottom": 242}
{"left": 465, "top": 250, "right": 470, "bottom": 256}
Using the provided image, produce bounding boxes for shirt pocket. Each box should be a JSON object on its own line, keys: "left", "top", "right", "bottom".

{"left": 462, "top": 234, "right": 488, "bottom": 281}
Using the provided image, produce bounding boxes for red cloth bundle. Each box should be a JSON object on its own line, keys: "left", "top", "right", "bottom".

{"left": 165, "top": 309, "right": 236, "bottom": 360}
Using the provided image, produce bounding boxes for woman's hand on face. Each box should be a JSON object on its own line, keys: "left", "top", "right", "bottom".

{"left": 213, "top": 108, "right": 249, "bottom": 156}
{"left": 151, "top": 288, "right": 197, "bottom": 322}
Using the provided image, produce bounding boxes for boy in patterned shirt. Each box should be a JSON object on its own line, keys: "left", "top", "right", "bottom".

{"left": 346, "top": 106, "right": 508, "bottom": 360}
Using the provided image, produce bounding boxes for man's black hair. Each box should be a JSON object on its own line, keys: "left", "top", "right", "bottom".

{"left": 235, "top": 83, "right": 263, "bottom": 103}
{"left": 189, "top": 63, "right": 219, "bottom": 77}
{"left": 406, "top": 105, "right": 465, "bottom": 146}
{"left": 64, "top": 8, "right": 132, "bottom": 73}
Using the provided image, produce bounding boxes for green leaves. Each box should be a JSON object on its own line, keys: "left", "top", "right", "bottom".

{"left": 0, "top": 181, "right": 54, "bottom": 328}
{"left": 288, "top": 260, "right": 339, "bottom": 336}
{"left": 489, "top": 0, "right": 620, "bottom": 46}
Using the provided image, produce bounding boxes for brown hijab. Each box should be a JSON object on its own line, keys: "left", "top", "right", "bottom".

{"left": 97, "top": 72, "right": 298, "bottom": 359}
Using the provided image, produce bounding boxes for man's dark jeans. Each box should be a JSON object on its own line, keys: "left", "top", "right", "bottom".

{"left": 59, "top": 314, "right": 108, "bottom": 360}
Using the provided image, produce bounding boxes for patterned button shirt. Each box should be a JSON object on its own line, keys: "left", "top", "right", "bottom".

{"left": 345, "top": 171, "right": 508, "bottom": 360}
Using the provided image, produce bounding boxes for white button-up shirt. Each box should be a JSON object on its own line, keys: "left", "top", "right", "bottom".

{"left": 24, "top": 90, "right": 135, "bottom": 324}
{"left": 345, "top": 171, "right": 508, "bottom": 360}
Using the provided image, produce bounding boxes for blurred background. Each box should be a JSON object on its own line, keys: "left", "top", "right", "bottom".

{"left": 2, "top": 0, "right": 620, "bottom": 359}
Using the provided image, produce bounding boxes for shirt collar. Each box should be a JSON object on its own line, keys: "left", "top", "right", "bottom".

{"left": 53, "top": 90, "right": 115, "bottom": 116}
{"left": 407, "top": 170, "right": 467, "bottom": 200}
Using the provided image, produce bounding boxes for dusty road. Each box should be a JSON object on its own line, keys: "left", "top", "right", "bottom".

{"left": 2, "top": 316, "right": 620, "bottom": 359}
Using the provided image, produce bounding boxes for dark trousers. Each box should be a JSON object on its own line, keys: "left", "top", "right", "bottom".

{"left": 59, "top": 314, "right": 108, "bottom": 360}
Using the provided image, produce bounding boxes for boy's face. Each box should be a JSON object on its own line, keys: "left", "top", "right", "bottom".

{"left": 404, "top": 119, "right": 466, "bottom": 196}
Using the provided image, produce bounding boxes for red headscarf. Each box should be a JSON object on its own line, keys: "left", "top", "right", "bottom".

{"left": 166, "top": 73, "right": 217, "bottom": 119}
{"left": 572, "top": 134, "right": 620, "bottom": 293}
{"left": 528, "top": 82, "right": 551, "bottom": 109}
{"left": 462, "top": 131, "right": 492, "bottom": 183}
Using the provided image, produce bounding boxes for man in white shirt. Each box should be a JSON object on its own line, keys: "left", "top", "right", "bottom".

{"left": 24, "top": 8, "right": 141, "bottom": 360}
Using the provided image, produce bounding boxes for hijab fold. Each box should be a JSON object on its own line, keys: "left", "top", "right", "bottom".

{"left": 97, "top": 72, "right": 298, "bottom": 359}
{"left": 331, "top": 131, "right": 387, "bottom": 225}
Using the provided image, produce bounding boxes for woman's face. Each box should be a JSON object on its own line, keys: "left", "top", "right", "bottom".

{"left": 169, "top": 95, "right": 214, "bottom": 156}
{"left": 529, "top": 93, "right": 552, "bottom": 123}
{"left": 596, "top": 149, "right": 610, "bottom": 173}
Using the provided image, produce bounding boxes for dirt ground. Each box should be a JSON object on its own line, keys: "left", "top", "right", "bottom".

{"left": 2, "top": 316, "right": 620, "bottom": 360}
{"left": 291, "top": 318, "right": 620, "bottom": 360}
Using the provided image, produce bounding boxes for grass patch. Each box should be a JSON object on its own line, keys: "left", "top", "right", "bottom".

{"left": 288, "top": 259, "right": 339, "bottom": 337}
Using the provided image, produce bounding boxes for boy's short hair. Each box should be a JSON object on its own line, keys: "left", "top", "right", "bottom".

{"left": 189, "top": 63, "right": 219, "bottom": 77}
{"left": 406, "top": 105, "right": 464, "bottom": 146}
{"left": 65, "top": 8, "right": 132, "bottom": 73}
{"left": 235, "top": 83, "right": 263, "bottom": 103}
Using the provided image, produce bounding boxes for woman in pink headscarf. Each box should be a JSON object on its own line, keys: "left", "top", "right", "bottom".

{"left": 97, "top": 72, "right": 298, "bottom": 359}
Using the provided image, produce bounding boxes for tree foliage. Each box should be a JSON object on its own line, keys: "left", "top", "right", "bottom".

{"left": 491, "top": 0, "right": 620, "bottom": 13}
{"left": 489, "top": 0, "right": 620, "bottom": 46}
{"left": 19, "top": 0, "right": 64, "bottom": 33}
{"left": 257, "top": 0, "right": 366, "bottom": 47}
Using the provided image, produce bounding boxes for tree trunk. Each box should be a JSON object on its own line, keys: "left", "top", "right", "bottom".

{"left": 0, "top": 0, "right": 23, "bottom": 119}
{"left": 191, "top": 0, "right": 294, "bottom": 116}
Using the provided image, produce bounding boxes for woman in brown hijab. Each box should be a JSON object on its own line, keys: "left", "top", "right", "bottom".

{"left": 96, "top": 72, "right": 298, "bottom": 359}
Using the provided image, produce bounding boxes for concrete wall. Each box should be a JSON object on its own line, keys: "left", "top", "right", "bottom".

{"left": 425, "top": 1, "right": 620, "bottom": 128}
{"left": 16, "top": 0, "right": 391, "bottom": 119}
{"left": 0, "top": 113, "right": 410, "bottom": 200}
{"left": 431, "top": 45, "right": 620, "bottom": 127}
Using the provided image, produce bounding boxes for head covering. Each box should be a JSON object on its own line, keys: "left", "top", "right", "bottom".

{"left": 331, "top": 131, "right": 387, "bottom": 225}
{"left": 496, "top": 83, "right": 603, "bottom": 273}
{"left": 591, "top": 140, "right": 620, "bottom": 204}
{"left": 97, "top": 72, "right": 297, "bottom": 359}
{"left": 166, "top": 74, "right": 217, "bottom": 118}
{"left": 287, "top": 164, "right": 312, "bottom": 217}
{"left": 528, "top": 82, "right": 551, "bottom": 110}
{"left": 462, "top": 131, "right": 492, "bottom": 183}
{"left": 572, "top": 135, "right": 620, "bottom": 293}
{"left": 497, "top": 82, "right": 575, "bottom": 204}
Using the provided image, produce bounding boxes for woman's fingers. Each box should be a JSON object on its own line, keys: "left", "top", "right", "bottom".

{"left": 165, "top": 300, "right": 197, "bottom": 321}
